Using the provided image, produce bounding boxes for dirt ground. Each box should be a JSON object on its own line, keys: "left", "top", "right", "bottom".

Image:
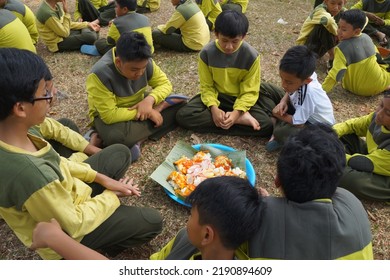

{"left": 0, "top": 0, "right": 389, "bottom": 260}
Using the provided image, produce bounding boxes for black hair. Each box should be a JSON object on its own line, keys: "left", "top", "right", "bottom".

{"left": 277, "top": 124, "right": 346, "bottom": 203}
{"left": 116, "top": 32, "right": 152, "bottom": 62}
{"left": 186, "top": 176, "right": 263, "bottom": 249}
{"left": 279, "top": 45, "right": 317, "bottom": 80}
{"left": 115, "top": 0, "right": 137, "bottom": 11}
{"left": 214, "top": 10, "right": 249, "bottom": 38}
{"left": 0, "top": 48, "right": 49, "bottom": 121}
{"left": 339, "top": 9, "right": 366, "bottom": 30}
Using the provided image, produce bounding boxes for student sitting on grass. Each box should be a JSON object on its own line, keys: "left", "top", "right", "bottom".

{"left": 0, "top": 47, "right": 163, "bottom": 260}
{"left": 296, "top": 0, "right": 346, "bottom": 71}
{"left": 351, "top": 0, "right": 390, "bottom": 47}
{"left": 1, "top": 0, "right": 39, "bottom": 45}
{"left": 195, "top": 0, "right": 222, "bottom": 31}
{"left": 245, "top": 124, "right": 373, "bottom": 260}
{"left": 35, "top": 0, "right": 100, "bottom": 53}
{"left": 334, "top": 90, "right": 390, "bottom": 202}
{"left": 74, "top": 0, "right": 116, "bottom": 26}
{"left": 87, "top": 32, "right": 188, "bottom": 152}
{"left": 93, "top": 0, "right": 154, "bottom": 56}
{"left": 150, "top": 176, "right": 263, "bottom": 260}
{"left": 322, "top": 9, "right": 390, "bottom": 96}
{"left": 176, "top": 10, "right": 273, "bottom": 137}
{"left": 0, "top": 9, "right": 36, "bottom": 53}
{"left": 150, "top": 125, "right": 373, "bottom": 260}
{"left": 152, "top": 0, "right": 210, "bottom": 52}
{"left": 263, "top": 45, "right": 335, "bottom": 152}
{"left": 136, "top": 0, "right": 160, "bottom": 13}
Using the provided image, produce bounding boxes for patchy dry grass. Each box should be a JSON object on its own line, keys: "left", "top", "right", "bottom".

{"left": 0, "top": 0, "right": 389, "bottom": 260}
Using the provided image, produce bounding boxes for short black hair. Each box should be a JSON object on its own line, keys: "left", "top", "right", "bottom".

{"left": 339, "top": 9, "right": 366, "bottom": 30}
{"left": 0, "top": 48, "right": 49, "bottom": 121}
{"left": 116, "top": 32, "right": 152, "bottom": 62}
{"left": 214, "top": 10, "right": 249, "bottom": 38}
{"left": 115, "top": 0, "right": 137, "bottom": 11}
{"left": 277, "top": 124, "right": 346, "bottom": 203}
{"left": 186, "top": 176, "right": 262, "bottom": 250}
{"left": 279, "top": 45, "right": 317, "bottom": 80}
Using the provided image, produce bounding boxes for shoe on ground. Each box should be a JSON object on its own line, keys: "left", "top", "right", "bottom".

{"left": 265, "top": 140, "right": 282, "bottom": 152}
{"left": 80, "top": 45, "right": 100, "bottom": 56}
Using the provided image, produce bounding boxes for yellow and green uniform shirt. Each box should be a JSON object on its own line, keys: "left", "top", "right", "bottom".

{"left": 322, "top": 33, "right": 390, "bottom": 96}
{"left": 195, "top": 0, "right": 222, "bottom": 30}
{"left": 352, "top": 0, "right": 390, "bottom": 26}
{"left": 107, "top": 11, "right": 154, "bottom": 53}
{"left": 0, "top": 9, "right": 36, "bottom": 53}
{"left": 4, "top": 0, "right": 39, "bottom": 44}
{"left": 87, "top": 47, "right": 172, "bottom": 124}
{"left": 198, "top": 39, "right": 261, "bottom": 112}
{"left": 242, "top": 188, "right": 373, "bottom": 260}
{"left": 333, "top": 112, "right": 390, "bottom": 176}
{"left": 296, "top": 3, "right": 342, "bottom": 45}
{"left": 0, "top": 133, "right": 119, "bottom": 260}
{"left": 157, "top": 0, "right": 210, "bottom": 51}
{"left": 35, "top": 1, "right": 88, "bottom": 52}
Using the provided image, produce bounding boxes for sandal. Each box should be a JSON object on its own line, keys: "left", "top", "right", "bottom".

{"left": 83, "top": 129, "right": 97, "bottom": 142}
{"left": 164, "top": 94, "right": 189, "bottom": 105}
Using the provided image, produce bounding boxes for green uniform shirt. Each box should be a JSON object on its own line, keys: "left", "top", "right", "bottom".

{"left": 0, "top": 133, "right": 119, "bottom": 260}
{"left": 333, "top": 112, "right": 390, "bottom": 176}
{"left": 36, "top": 1, "right": 88, "bottom": 52}
{"left": 4, "top": 0, "right": 39, "bottom": 44}
{"left": 107, "top": 11, "right": 154, "bottom": 53}
{"left": 0, "top": 9, "right": 36, "bottom": 53}
{"left": 87, "top": 47, "right": 172, "bottom": 124}
{"left": 322, "top": 33, "right": 390, "bottom": 96}
{"left": 157, "top": 0, "right": 210, "bottom": 51}
{"left": 296, "top": 3, "right": 339, "bottom": 45}
{"left": 198, "top": 39, "right": 261, "bottom": 112}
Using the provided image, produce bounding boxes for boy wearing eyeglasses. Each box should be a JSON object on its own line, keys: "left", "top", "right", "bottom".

{"left": 0, "top": 48, "right": 163, "bottom": 260}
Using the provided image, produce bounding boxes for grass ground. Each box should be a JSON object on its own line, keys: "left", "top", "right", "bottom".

{"left": 0, "top": 0, "right": 389, "bottom": 259}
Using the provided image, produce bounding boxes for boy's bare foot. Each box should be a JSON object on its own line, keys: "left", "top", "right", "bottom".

{"left": 90, "top": 131, "right": 103, "bottom": 148}
{"left": 154, "top": 95, "right": 189, "bottom": 112}
{"left": 376, "top": 31, "right": 388, "bottom": 47}
{"left": 235, "top": 112, "right": 261, "bottom": 130}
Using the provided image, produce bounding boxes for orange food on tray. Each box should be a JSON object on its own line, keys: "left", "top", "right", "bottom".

{"left": 167, "top": 151, "right": 246, "bottom": 198}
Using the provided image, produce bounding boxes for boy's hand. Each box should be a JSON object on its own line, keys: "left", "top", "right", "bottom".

{"left": 30, "top": 218, "right": 62, "bottom": 250}
{"left": 88, "top": 21, "right": 101, "bottom": 32}
{"left": 95, "top": 174, "right": 141, "bottom": 197}
{"left": 210, "top": 106, "right": 226, "bottom": 128}
{"left": 272, "top": 101, "right": 288, "bottom": 117}
{"left": 221, "top": 110, "right": 241, "bottom": 129}
{"left": 62, "top": 0, "right": 68, "bottom": 13}
{"left": 129, "top": 96, "right": 155, "bottom": 121}
{"left": 148, "top": 109, "right": 163, "bottom": 127}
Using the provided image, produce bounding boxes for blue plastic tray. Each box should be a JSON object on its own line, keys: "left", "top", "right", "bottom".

{"left": 164, "top": 143, "right": 256, "bottom": 207}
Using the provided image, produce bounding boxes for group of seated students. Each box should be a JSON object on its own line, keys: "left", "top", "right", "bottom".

{"left": 0, "top": 0, "right": 389, "bottom": 260}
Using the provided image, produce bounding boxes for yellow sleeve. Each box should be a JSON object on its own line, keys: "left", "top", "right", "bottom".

{"left": 45, "top": 13, "right": 72, "bottom": 37}
{"left": 198, "top": 55, "right": 220, "bottom": 108}
{"left": 148, "top": 60, "right": 173, "bottom": 104}
{"left": 351, "top": 1, "right": 363, "bottom": 10}
{"left": 38, "top": 118, "right": 89, "bottom": 153}
{"left": 149, "top": 237, "right": 176, "bottom": 260}
{"left": 322, "top": 47, "right": 347, "bottom": 92}
{"left": 233, "top": 55, "right": 261, "bottom": 112}
{"left": 157, "top": 10, "right": 185, "bottom": 34}
{"left": 73, "top": 0, "right": 82, "bottom": 22}
{"left": 332, "top": 113, "right": 373, "bottom": 138}
{"left": 24, "top": 181, "right": 119, "bottom": 239}
{"left": 23, "top": 5, "right": 39, "bottom": 44}
{"left": 107, "top": 22, "right": 120, "bottom": 44}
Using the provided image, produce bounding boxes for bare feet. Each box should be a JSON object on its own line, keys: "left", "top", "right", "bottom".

{"left": 235, "top": 112, "right": 261, "bottom": 130}
{"left": 90, "top": 131, "right": 103, "bottom": 148}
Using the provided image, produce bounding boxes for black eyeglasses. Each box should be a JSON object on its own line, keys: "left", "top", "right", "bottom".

{"left": 30, "top": 89, "right": 53, "bottom": 105}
